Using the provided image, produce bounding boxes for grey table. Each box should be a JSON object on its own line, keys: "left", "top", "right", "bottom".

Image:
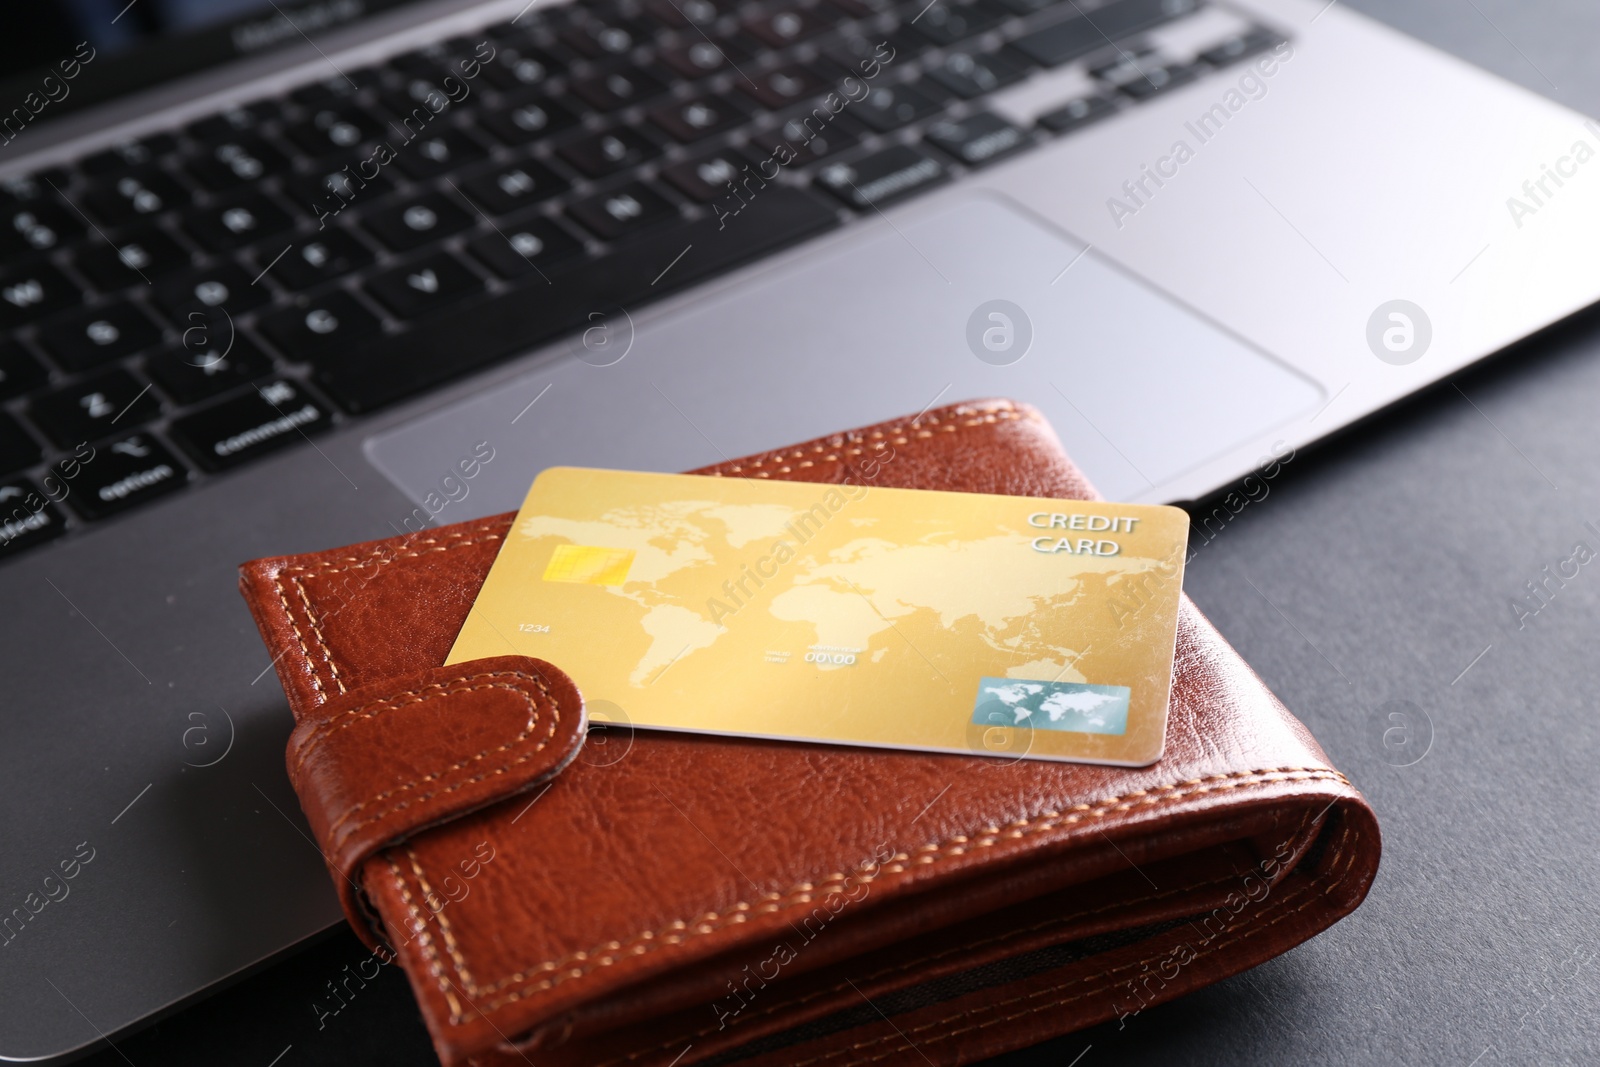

{"left": 81, "top": 2, "right": 1600, "bottom": 1064}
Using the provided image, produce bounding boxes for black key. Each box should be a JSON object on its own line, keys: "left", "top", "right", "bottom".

{"left": 184, "top": 101, "right": 280, "bottom": 141}
{"left": 0, "top": 413, "right": 41, "bottom": 475}
{"left": 73, "top": 227, "right": 191, "bottom": 290}
{"left": 742, "top": 6, "right": 831, "bottom": 47}
{"left": 662, "top": 149, "right": 751, "bottom": 203}
{"left": 391, "top": 129, "right": 489, "bottom": 179}
{"left": 185, "top": 136, "right": 289, "bottom": 191}
{"left": 0, "top": 343, "right": 47, "bottom": 401}
{"left": 153, "top": 263, "right": 271, "bottom": 320}
{"left": 364, "top": 252, "right": 485, "bottom": 318}
{"left": 739, "top": 63, "right": 833, "bottom": 110}
{"left": 648, "top": 94, "right": 752, "bottom": 142}
{"left": 283, "top": 106, "right": 386, "bottom": 160}
{"left": 30, "top": 368, "right": 162, "bottom": 448}
{"left": 828, "top": 0, "right": 896, "bottom": 16}
{"left": 360, "top": 192, "right": 474, "bottom": 252}
{"left": 1119, "top": 61, "right": 1203, "bottom": 100}
{"left": 475, "top": 46, "right": 562, "bottom": 91}
{"left": 925, "top": 112, "right": 1030, "bottom": 166}
{"left": 0, "top": 202, "right": 83, "bottom": 257}
{"left": 38, "top": 303, "right": 164, "bottom": 372}
{"left": 0, "top": 172, "right": 68, "bottom": 206}
{"left": 851, "top": 82, "right": 945, "bottom": 132}
{"left": 474, "top": 94, "right": 579, "bottom": 145}
{"left": 287, "top": 67, "right": 383, "bottom": 107}
{"left": 824, "top": 34, "right": 905, "bottom": 80}
{"left": 746, "top": 113, "right": 861, "bottom": 167}
{"left": 816, "top": 144, "right": 948, "bottom": 208}
{"left": 902, "top": 1, "right": 1005, "bottom": 46}
{"left": 80, "top": 134, "right": 180, "bottom": 176}
{"left": 659, "top": 39, "right": 749, "bottom": 81}
{"left": 313, "top": 187, "right": 838, "bottom": 412}
{"left": 82, "top": 169, "right": 187, "bottom": 227}
{"left": 169, "top": 379, "right": 330, "bottom": 472}
{"left": 183, "top": 192, "right": 294, "bottom": 252}
{"left": 283, "top": 163, "right": 396, "bottom": 220}
{"left": 256, "top": 293, "right": 383, "bottom": 357}
{"left": 1037, "top": 93, "right": 1118, "bottom": 132}
{"left": 145, "top": 335, "right": 274, "bottom": 405}
{"left": 62, "top": 432, "right": 188, "bottom": 520}
{"left": 457, "top": 159, "right": 568, "bottom": 216}
{"left": 570, "top": 67, "right": 668, "bottom": 112}
{"left": 262, "top": 231, "right": 374, "bottom": 291}
{"left": 557, "top": 129, "right": 660, "bottom": 179}
{"left": 566, "top": 182, "right": 680, "bottom": 241}
{"left": 644, "top": 0, "right": 724, "bottom": 28}
{"left": 0, "top": 479, "right": 67, "bottom": 558}
{"left": 1012, "top": 0, "right": 1199, "bottom": 67}
{"left": 0, "top": 263, "right": 81, "bottom": 328}
{"left": 466, "top": 217, "right": 587, "bottom": 279}
{"left": 561, "top": 18, "right": 646, "bottom": 58}
{"left": 927, "top": 49, "right": 1029, "bottom": 98}
{"left": 1199, "top": 28, "right": 1282, "bottom": 67}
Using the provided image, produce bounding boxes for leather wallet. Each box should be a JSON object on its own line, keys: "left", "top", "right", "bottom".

{"left": 238, "top": 398, "right": 1380, "bottom": 1067}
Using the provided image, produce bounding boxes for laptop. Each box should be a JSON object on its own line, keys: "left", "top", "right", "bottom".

{"left": 0, "top": 0, "right": 1593, "bottom": 1059}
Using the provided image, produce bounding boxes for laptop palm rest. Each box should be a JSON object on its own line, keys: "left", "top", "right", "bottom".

{"left": 365, "top": 193, "right": 1321, "bottom": 509}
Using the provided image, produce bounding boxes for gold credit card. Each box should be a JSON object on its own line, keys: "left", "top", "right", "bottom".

{"left": 447, "top": 468, "right": 1190, "bottom": 766}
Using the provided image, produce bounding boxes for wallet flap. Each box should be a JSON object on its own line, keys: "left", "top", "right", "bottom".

{"left": 286, "top": 655, "right": 586, "bottom": 941}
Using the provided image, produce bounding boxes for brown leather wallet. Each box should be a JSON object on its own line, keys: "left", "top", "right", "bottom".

{"left": 238, "top": 398, "right": 1379, "bottom": 1067}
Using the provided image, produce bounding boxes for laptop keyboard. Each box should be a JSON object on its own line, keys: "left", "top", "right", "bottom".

{"left": 0, "top": 0, "right": 1283, "bottom": 559}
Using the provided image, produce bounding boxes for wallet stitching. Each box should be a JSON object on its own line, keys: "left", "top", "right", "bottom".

{"left": 313, "top": 676, "right": 561, "bottom": 842}
{"left": 715, "top": 408, "right": 1030, "bottom": 476}
{"left": 292, "top": 574, "right": 350, "bottom": 695}
{"left": 386, "top": 853, "right": 466, "bottom": 1024}
{"left": 590, "top": 805, "right": 1322, "bottom": 1067}
{"left": 810, "top": 823, "right": 1361, "bottom": 1067}
{"left": 392, "top": 767, "right": 1348, "bottom": 1024}
{"left": 407, "top": 845, "right": 483, "bottom": 991}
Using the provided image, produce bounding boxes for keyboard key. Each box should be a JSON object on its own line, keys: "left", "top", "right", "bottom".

{"left": 648, "top": 93, "right": 752, "bottom": 142}
{"left": 63, "top": 432, "right": 188, "bottom": 520}
{"left": 261, "top": 231, "right": 374, "bottom": 290}
{"left": 38, "top": 303, "right": 164, "bottom": 372}
{"left": 659, "top": 39, "right": 749, "bottom": 80}
{"left": 30, "top": 368, "right": 161, "bottom": 448}
{"left": 1119, "top": 61, "right": 1204, "bottom": 100}
{"left": 816, "top": 145, "right": 948, "bottom": 208}
{"left": 925, "top": 112, "right": 1030, "bottom": 166}
{"left": 557, "top": 128, "right": 660, "bottom": 179}
{"left": 475, "top": 45, "right": 562, "bottom": 91}
{"left": 360, "top": 192, "right": 474, "bottom": 251}
{"left": 644, "top": 0, "right": 724, "bottom": 28}
{"left": 561, "top": 18, "right": 646, "bottom": 58}
{"left": 184, "top": 101, "right": 280, "bottom": 141}
{"left": 282, "top": 164, "right": 396, "bottom": 220}
{"left": 257, "top": 293, "right": 383, "bottom": 357}
{"left": 927, "top": 49, "right": 1029, "bottom": 98}
{"left": 746, "top": 113, "right": 861, "bottom": 166}
{"left": 0, "top": 343, "right": 47, "bottom": 401}
{"left": 743, "top": 6, "right": 831, "bottom": 47}
{"left": 169, "top": 379, "right": 330, "bottom": 472}
{"left": 0, "top": 413, "right": 42, "bottom": 475}
{"left": 80, "top": 134, "right": 179, "bottom": 176}
{"left": 81, "top": 169, "right": 187, "bottom": 228}
{"left": 185, "top": 136, "right": 289, "bottom": 191}
{"left": 391, "top": 129, "right": 489, "bottom": 179}
{"left": 824, "top": 33, "right": 904, "bottom": 80}
{"left": 570, "top": 67, "right": 668, "bottom": 112}
{"left": 73, "top": 226, "right": 191, "bottom": 290}
{"left": 182, "top": 192, "right": 294, "bottom": 252}
{"left": 0, "top": 479, "right": 67, "bottom": 558}
{"left": 567, "top": 182, "right": 680, "bottom": 241}
{"left": 145, "top": 335, "right": 274, "bottom": 405}
{"left": 313, "top": 187, "right": 838, "bottom": 412}
{"left": 456, "top": 159, "right": 568, "bottom": 216}
{"left": 364, "top": 252, "right": 485, "bottom": 318}
{"left": 852, "top": 82, "right": 946, "bottom": 132}
{"left": 1037, "top": 93, "right": 1118, "bottom": 132}
{"left": 283, "top": 107, "right": 386, "bottom": 159}
{"left": 1012, "top": 0, "right": 1199, "bottom": 67}
{"left": 0, "top": 202, "right": 83, "bottom": 257}
{"left": 474, "top": 94, "right": 579, "bottom": 145}
{"left": 902, "top": 0, "right": 1005, "bottom": 46}
{"left": 466, "top": 217, "right": 587, "bottom": 279}
{"left": 1199, "top": 27, "right": 1282, "bottom": 67}
{"left": 0, "top": 263, "right": 81, "bottom": 328}
{"left": 662, "top": 149, "right": 750, "bottom": 203}
{"left": 288, "top": 68, "right": 383, "bottom": 108}
{"left": 153, "top": 263, "right": 271, "bottom": 320}
{"left": 739, "top": 63, "right": 833, "bottom": 110}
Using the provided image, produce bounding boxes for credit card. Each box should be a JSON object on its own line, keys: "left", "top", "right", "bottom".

{"left": 447, "top": 468, "right": 1189, "bottom": 766}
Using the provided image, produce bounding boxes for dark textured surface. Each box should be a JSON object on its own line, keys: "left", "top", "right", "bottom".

{"left": 78, "top": 2, "right": 1600, "bottom": 1064}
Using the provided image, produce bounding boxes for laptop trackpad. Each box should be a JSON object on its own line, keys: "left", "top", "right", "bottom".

{"left": 365, "top": 193, "right": 1320, "bottom": 511}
